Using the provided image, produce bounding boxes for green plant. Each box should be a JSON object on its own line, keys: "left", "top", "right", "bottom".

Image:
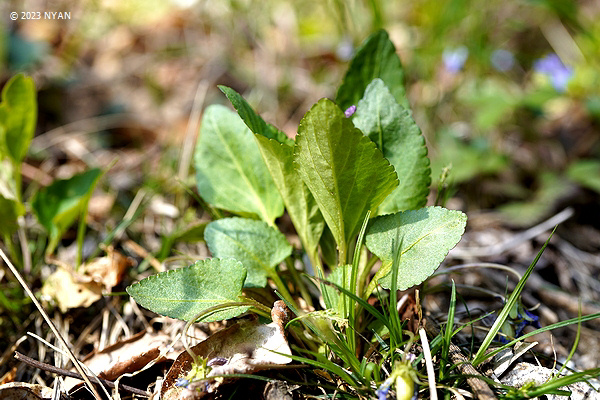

{"left": 127, "top": 30, "right": 467, "bottom": 397}
{"left": 0, "top": 74, "right": 109, "bottom": 268}
{"left": 0, "top": 74, "right": 35, "bottom": 264}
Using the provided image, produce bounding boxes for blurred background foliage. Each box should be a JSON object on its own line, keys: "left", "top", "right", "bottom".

{"left": 1, "top": 0, "right": 599, "bottom": 225}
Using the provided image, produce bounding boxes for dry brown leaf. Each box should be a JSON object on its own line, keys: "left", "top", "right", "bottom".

{"left": 81, "top": 246, "right": 134, "bottom": 289}
{"left": 263, "top": 380, "right": 300, "bottom": 400}
{"left": 161, "top": 302, "right": 293, "bottom": 399}
{"left": 41, "top": 267, "right": 103, "bottom": 313}
{"left": 42, "top": 247, "right": 133, "bottom": 312}
{"left": 0, "top": 382, "right": 56, "bottom": 400}
{"left": 0, "top": 367, "right": 16, "bottom": 385}
{"left": 64, "top": 330, "right": 175, "bottom": 392}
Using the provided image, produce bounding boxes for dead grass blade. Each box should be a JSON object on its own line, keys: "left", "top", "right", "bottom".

{"left": 0, "top": 248, "right": 104, "bottom": 400}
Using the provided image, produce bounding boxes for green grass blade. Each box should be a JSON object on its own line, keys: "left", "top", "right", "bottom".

{"left": 288, "top": 348, "right": 360, "bottom": 387}
{"left": 315, "top": 277, "right": 390, "bottom": 331}
{"left": 348, "top": 210, "right": 371, "bottom": 353}
{"left": 440, "top": 280, "right": 457, "bottom": 380}
{"left": 481, "top": 312, "right": 600, "bottom": 362}
{"left": 559, "top": 301, "right": 582, "bottom": 376}
{"left": 524, "top": 368, "right": 600, "bottom": 398}
{"left": 472, "top": 227, "right": 556, "bottom": 366}
{"left": 388, "top": 234, "right": 403, "bottom": 347}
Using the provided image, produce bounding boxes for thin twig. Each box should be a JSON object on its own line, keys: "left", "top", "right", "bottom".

{"left": 124, "top": 239, "right": 163, "bottom": 272}
{"left": 31, "top": 114, "right": 131, "bottom": 152}
{"left": 0, "top": 248, "right": 103, "bottom": 400}
{"left": 14, "top": 352, "right": 150, "bottom": 397}
{"left": 178, "top": 80, "right": 208, "bottom": 183}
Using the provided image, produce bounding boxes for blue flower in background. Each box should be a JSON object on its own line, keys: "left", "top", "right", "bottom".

{"left": 491, "top": 49, "right": 515, "bottom": 72}
{"left": 533, "top": 54, "right": 573, "bottom": 92}
{"left": 443, "top": 46, "right": 469, "bottom": 74}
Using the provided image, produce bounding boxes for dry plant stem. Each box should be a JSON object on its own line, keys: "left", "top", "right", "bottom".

{"left": 0, "top": 248, "right": 103, "bottom": 400}
{"left": 419, "top": 327, "right": 438, "bottom": 400}
{"left": 441, "top": 263, "right": 521, "bottom": 282}
{"left": 17, "top": 218, "right": 32, "bottom": 274}
{"left": 32, "top": 113, "right": 130, "bottom": 151}
{"left": 14, "top": 352, "right": 150, "bottom": 397}
{"left": 21, "top": 162, "right": 53, "bottom": 186}
{"left": 448, "top": 342, "right": 497, "bottom": 400}
{"left": 177, "top": 80, "right": 208, "bottom": 186}
{"left": 424, "top": 323, "right": 496, "bottom": 400}
{"left": 124, "top": 239, "right": 163, "bottom": 272}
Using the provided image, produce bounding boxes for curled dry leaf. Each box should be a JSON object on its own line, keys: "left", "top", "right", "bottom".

{"left": 0, "top": 382, "right": 57, "bottom": 400}
{"left": 81, "top": 246, "right": 134, "bottom": 289}
{"left": 41, "top": 267, "right": 103, "bottom": 313}
{"left": 162, "top": 302, "right": 293, "bottom": 399}
{"left": 42, "top": 247, "right": 133, "bottom": 312}
{"left": 492, "top": 341, "right": 538, "bottom": 377}
{"left": 64, "top": 330, "right": 174, "bottom": 393}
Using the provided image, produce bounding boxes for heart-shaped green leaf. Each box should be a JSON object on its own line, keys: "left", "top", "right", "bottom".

{"left": 31, "top": 168, "right": 103, "bottom": 255}
{"left": 0, "top": 73, "right": 36, "bottom": 163}
{"left": 366, "top": 206, "right": 466, "bottom": 291}
{"left": 294, "top": 98, "right": 398, "bottom": 263}
{"left": 353, "top": 79, "right": 431, "bottom": 213}
{"left": 205, "top": 217, "right": 292, "bottom": 287}
{"left": 195, "top": 105, "right": 283, "bottom": 224}
{"left": 335, "top": 30, "right": 407, "bottom": 112}
{"left": 126, "top": 258, "right": 249, "bottom": 322}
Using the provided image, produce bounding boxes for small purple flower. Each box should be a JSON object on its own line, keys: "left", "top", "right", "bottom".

{"left": 491, "top": 49, "right": 515, "bottom": 72}
{"left": 376, "top": 378, "right": 392, "bottom": 400}
{"left": 207, "top": 356, "right": 228, "bottom": 367}
{"left": 175, "top": 378, "right": 190, "bottom": 387}
{"left": 443, "top": 46, "right": 469, "bottom": 74}
{"left": 515, "top": 309, "right": 541, "bottom": 337}
{"left": 533, "top": 54, "right": 573, "bottom": 92}
{"left": 497, "top": 307, "right": 541, "bottom": 343}
{"left": 344, "top": 105, "right": 356, "bottom": 118}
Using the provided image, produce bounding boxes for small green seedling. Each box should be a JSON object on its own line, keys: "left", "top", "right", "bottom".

{"left": 0, "top": 74, "right": 107, "bottom": 267}
{"left": 0, "top": 74, "right": 36, "bottom": 255}
{"left": 127, "top": 30, "right": 467, "bottom": 397}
